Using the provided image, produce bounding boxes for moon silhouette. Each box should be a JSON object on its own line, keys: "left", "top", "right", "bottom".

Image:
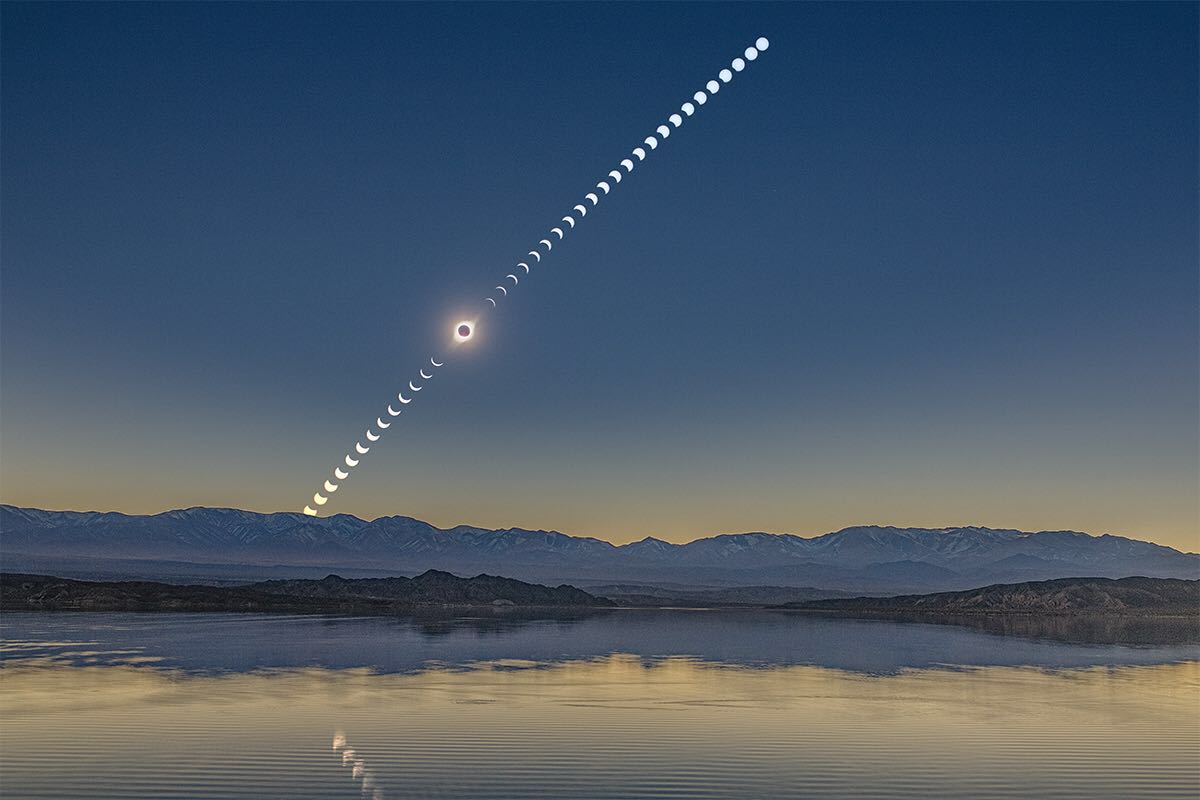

{"left": 355, "top": 442, "right": 369, "bottom": 454}
{"left": 344, "top": 455, "right": 359, "bottom": 468}
{"left": 408, "top": 381, "right": 422, "bottom": 392}
{"left": 420, "top": 368, "right": 433, "bottom": 379}
{"left": 314, "top": 493, "right": 327, "bottom": 505}
{"left": 366, "top": 430, "right": 380, "bottom": 442}
{"left": 324, "top": 480, "right": 339, "bottom": 493}
{"left": 552, "top": 227, "right": 564, "bottom": 238}
{"left": 376, "top": 417, "right": 390, "bottom": 429}
{"left": 586, "top": 193, "right": 599, "bottom": 205}
{"left": 562, "top": 216, "right": 575, "bottom": 228}
{"left": 574, "top": 204, "right": 587, "bottom": 216}
{"left": 621, "top": 159, "right": 634, "bottom": 172}
{"left": 335, "top": 468, "right": 349, "bottom": 480}
{"left": 397, "top": 393, "right": 411, "bottom": 404}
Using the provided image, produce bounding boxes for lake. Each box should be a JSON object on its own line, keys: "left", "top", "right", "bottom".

{"left": 2, "top": 610, "right": 1197, "bottom": 799}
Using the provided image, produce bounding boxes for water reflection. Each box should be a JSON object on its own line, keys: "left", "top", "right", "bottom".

{"left": 2, "top": 610, "right": 1195, "bottom": 676}
{"left": 1, "top": 655, "right": 1196, "bottom": 799}
{"left": 333, "top": 731, "right": 385, "bottom": 800}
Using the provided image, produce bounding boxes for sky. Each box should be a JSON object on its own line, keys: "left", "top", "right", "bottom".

{"left": 2, "top": 2, "right": 1197, "bottom": 551}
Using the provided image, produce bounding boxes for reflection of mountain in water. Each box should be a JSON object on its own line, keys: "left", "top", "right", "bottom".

{"left": 3, "top": 610, "right": 1196, "bottom": 676}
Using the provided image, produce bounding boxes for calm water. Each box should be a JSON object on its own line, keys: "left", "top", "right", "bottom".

{"left": 2, "top": 611, "right": 1197, "bottom": 799}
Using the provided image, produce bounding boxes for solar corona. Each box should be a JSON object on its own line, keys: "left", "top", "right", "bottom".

{"left": 302, "top": 36, "right": 772, "bottom": 516}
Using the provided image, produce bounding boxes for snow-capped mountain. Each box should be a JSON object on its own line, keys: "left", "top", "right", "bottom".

{"left": 1, "top": 505, "right": 1195, "bottom": 593}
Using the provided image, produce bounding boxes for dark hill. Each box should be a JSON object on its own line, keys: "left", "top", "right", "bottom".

{"left": 0, "top": 571, "right": 613, "bottom": 613}
{"left": 780, "top": 576, "right": 1200, "bottom": 615}
{"left": 250, "top": 570, "right": 608, "bottom": 607}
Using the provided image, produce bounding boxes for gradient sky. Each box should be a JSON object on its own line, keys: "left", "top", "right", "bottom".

{"left": 2, "top": 3, "right": 1197, "bottom": 550}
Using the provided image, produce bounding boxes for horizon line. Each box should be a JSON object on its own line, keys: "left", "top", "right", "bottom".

{"left": 3, "top": 501, "right": 1195, "bottom": 556}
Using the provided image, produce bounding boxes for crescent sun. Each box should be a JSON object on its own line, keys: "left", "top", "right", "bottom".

{"left": 314, "top": 493, "right": 327, "bottom": 505}
{"left": 539, "top": 239, "right": 553, "bottom": 251}
{"left": 334, "top": 467, "right": 348, "bottom": 480}
{"left": 621, "top": 159, "right": 634, "bottom": 172}
{"left": 562, "top": 216, "right": 575, "bottom": 228}
{"left": 408, "top": 381, "right": 422, "bottom": 392}
{"left": 486, "top": 297, "right": 496, "bottom": 307}
{"left": 586, "top": 193, "right": 599, "bottom": 205}
{"left": 657, "top": 125, "right": 670, "bottom": 139}
{"left": 495, "top": 285, "right": 507, "bottom": 296}
{"left": 304, "top": 506, "right": 318, "bottom": 516}
{"left": 597, "top": 181, "right": 610, "bottom": 194}
{"left": 518, "top": 262, "right": 530, "bottom": 273}
{"left": 431, "top": 358, "right": 444, "bottom": 367}
{"left": 324, "top": 480, "right": 339, "bottom": 493}
{"left": 355, "top": 442, "right": 369, "bottom": 454}
{"left": 608, "top": 170, "right": 622, "bottom": 183}
{"left": 366, "top": 430, "right": 380, "bottom": 441}
{"left": 645, "top": 136, "right": 658, "bottom": 149}
{"left": 551, "top": 227, "right": 564, "bottom": 238}
{"left": 387, "top": 404, "right": 401, "bottom": 416}
{"left": 506, "top": 274, "right": 518, "bottom": 285}
{"left": 574, "top": 204, "right": 587, "bottom": 216}
{"left": 398, "top": 393, "right": 411, "bottom": 404}
{"left": 376, "top": 417, "right": 390, "bottom": 429}
{"left": 529, "top": 251, "right": 541, "bottom": 262}
{"left": 420, "top": 368, "right": 433, "bottom": 379}
{"left": 345, "top": 455, "right": 359, "bottom": 468}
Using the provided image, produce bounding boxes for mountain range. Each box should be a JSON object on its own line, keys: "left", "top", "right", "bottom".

{"left": 2, "top": 504, "right": 1196, "bottom": 594}
{"left": 1, "top": 570, "right": 610, "bottom": 613}
{"left": 785, "top": 576, "right": 1200, "bottom": 614}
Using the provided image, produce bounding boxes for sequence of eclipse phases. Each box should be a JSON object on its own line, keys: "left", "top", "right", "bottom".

{"left": 303, "top": 36, "right": 772, "bottom": 516}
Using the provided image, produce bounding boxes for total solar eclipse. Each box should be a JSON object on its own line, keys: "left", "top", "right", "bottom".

{"left": 301, "top": 36, "right": 770, "bottom": 516}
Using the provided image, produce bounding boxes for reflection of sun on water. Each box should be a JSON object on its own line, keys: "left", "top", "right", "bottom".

{"left": 333, "top": 730, "right": 383, "bottom": 800}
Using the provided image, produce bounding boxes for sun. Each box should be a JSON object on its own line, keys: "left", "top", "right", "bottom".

{"left": 454, "top": 321, "right": 474, "bottom": 342}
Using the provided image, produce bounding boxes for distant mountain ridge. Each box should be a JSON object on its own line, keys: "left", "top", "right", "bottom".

{"left": 2, "top": 504, "right": 1196, "bottom": 594}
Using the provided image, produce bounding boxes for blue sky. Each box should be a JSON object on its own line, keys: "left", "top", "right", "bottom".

{"left": 2, "top": 2, "right": 1196, "bottom": 549}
